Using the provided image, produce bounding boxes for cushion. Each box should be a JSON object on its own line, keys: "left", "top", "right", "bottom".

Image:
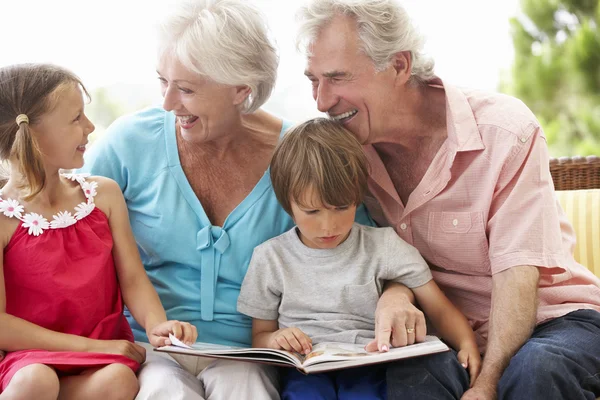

{"left": 555, "top": 189, "right": 600, "bottom": 278}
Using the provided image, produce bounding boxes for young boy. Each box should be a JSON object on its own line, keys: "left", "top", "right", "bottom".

{"left": 237, "top": 118, "right": 480, "bottom": 399}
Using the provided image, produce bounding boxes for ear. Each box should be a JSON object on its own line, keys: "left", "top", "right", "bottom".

{"left": 232, "top": 85, "right": 252, "bottom": 106}
{"left": 391, "top": 51, "right": 412, "bottom": 85}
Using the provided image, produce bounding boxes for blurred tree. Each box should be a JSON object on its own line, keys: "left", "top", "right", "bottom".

{"left": 85, "top": 87, "right": 126, "bottom": 143}
{"left": 502, "top": 0, "right": 600, "bottom": 156}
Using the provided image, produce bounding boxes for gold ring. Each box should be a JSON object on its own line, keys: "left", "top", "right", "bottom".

{"left": 406, "top": 327, "right": 415, "bottom": 334}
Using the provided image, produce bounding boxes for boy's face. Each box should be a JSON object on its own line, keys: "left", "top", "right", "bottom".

{"left": 291, "top": 186, "right": 357, "bottom": 249}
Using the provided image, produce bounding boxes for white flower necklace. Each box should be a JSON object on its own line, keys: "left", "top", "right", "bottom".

{"left": 0, "top": 173, "right": 97, "bottom": 236}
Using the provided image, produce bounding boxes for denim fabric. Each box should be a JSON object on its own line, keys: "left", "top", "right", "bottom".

{"left": 499, "top": 309, "right": 600, "bottom": 400}
{"left": 387, "top": 310, "right": 600, "bottom": 399}
{"left": 386, "top": 349, "right": 469, "bottom": 399}
{"left": 281, "top": 365, "right": 387, "bottom": 400}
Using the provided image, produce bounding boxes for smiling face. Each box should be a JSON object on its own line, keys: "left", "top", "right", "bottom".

{"left": 32, "top": 83, "right": 94, "bottom": 171}
{"left": 157, "top": 56, "right": 250, "bottom": 143}
{"left": 291, "top": 185, "right": 357, "bottom": 249}
{"left": 304, "top": 15, "right": 401, "bottom": 145}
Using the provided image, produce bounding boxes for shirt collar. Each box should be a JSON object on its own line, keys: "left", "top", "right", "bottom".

{"left": 429, "top": 76, "right": 485, "bottom": 153}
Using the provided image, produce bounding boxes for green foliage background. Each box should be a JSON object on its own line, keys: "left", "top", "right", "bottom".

{"left": 502, "top": 0, "right": 600, "bottom": 156}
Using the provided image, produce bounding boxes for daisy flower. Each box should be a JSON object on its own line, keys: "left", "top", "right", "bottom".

{"left": 0, "top": 198, "right": 24, "bottom": 218}
{"left": 82, "top": 181, "right": 98, "bottom": 199}
{"left": 22, "top": 213, "right": 50, "bottom": 236}
{"left": 62, "top": 172, "right": 90, "bottom": 183}
{"left": 74, "top": 202, "right": 95, "bottom": 220}
{"left": 50, "top": 211, "right": 77, "bottom": 229}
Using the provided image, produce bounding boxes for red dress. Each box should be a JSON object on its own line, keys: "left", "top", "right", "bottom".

{"left": 0, "top": 173, "right": 139, "bottom": 392}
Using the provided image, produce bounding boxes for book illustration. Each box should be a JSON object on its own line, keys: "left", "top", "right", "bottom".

{"left": 159, "top": 334, "right": 450, "bottom": 374}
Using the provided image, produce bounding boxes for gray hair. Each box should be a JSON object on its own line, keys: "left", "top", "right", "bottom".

{"left": 158, "top": 0, "right": 278, "bottom": 113}
{"left": 296, "top": 0, "right": 435, "bottom": 81}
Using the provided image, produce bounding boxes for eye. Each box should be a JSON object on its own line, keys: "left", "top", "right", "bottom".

{"left": 178, "top": 86, "right": 194, "bottom": 94}
{"left": 304, "top": 209, "right": 319, "bottom": 215}
{"left": 73, "top": 113, "right": 82, "bottom": 122}
{"left": 335, "top": 205, "right": 350, "bottom": 211}
{"left": 157, "top": 77, "right": 167, "bottom": 85}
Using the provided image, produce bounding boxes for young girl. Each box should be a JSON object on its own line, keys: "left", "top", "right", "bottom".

{"left": 238, "top": 118, "right": 481, "bottom": 399}
{"left": 0, "top": 63, "right": 197, "bottom": 400}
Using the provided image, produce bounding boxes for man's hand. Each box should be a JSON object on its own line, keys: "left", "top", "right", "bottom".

{"left": 365, "top": 284, "right": 426, "bottom": 352}
{"left": 147, "top": 320, "right": 198, "bottom": 347}
{"left": 268, "top": 328, "right": 312, "bottom": 354}
{"left": 461, "top": 377, "right": 497, "bottom": 400}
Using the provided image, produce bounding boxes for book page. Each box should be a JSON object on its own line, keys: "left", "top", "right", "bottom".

{"left": 302, "top": 336, "right": 449, "bottom": 368}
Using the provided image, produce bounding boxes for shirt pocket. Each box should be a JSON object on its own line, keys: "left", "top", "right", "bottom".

{"left": 342, "top": 278, "right": 380, "bottom": 321}
{"left": 427, "top": 211, "right": 490, "bottom": 274}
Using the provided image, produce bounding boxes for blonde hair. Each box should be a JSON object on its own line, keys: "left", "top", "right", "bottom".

{"left": 296, "top": 0, "right": 435, "bottom": 80}
{"left": 0, "top": 63, "right": 88, "bottom": 200}
{"left": 270, "top": 118, "right": 369, "bottom": 215}
{"left": 157, "top": 0, "right": 278, "bottom": 113}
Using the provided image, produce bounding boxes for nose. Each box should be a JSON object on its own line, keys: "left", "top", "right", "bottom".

{"left": 315, "top": 81, "right": 337, "bottom": 114}
{"left": 84, "top": 114, "right": 95, "bottom": 135}
{"left": 320, "top": 211, "right": 337, "bottom": 233}
{"left": 162, "top": 85, "right": 179, "bottom": 112}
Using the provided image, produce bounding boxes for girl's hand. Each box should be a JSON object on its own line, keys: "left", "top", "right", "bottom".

{"left": 269, "top": 328, "right": 312, "bottom": 355}
{"left": 147, "top": 320, "right": 197, "bottom": 347}
{"left": 457, "top": 344, "right": 482, "bottom": 387}
{"left": 91, "top": 340, "right": 147, "bottom": 364}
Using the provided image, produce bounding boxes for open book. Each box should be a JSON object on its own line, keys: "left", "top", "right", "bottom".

{"left": 156, "top": 334, "right": 449, "bottom": 374}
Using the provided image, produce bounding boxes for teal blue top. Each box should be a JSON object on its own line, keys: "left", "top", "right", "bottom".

{"left": 82, "top": 106, "right": 373, "bottom": 346}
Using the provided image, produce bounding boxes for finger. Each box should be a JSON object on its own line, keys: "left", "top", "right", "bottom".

{"left": 364, "top": 339, "right": 379, "bottom": 352}
{"left": 182, "top": 323, "right": 195, "bottom": 345}
{"left": 375, "top": 319, "right": 393, "bottom": 352}
{"left": 457, "top": 350, "right": 469, "bottom": 369}
{"left": 285, "top": 332, "right": 305, "bottom": 353}
{"left": 171, "top": 321, "right": 183, "bottom": 339}
{"left": 295, "top": 332, "right": 312, "bottom": 354}
{"left": 391, "top": 319, "right": 408, "bottom": 348}
{"left": 404, "top": 313, "right": 416, "bottom": 345}
{"left": 191, "top": 325, "right": 198, "bottom": 342}
{"left": 275, "top": 336, "right": 293, "bottom": 352}
{"left": 414, "top": 311, "right": 427, "bottom": 343}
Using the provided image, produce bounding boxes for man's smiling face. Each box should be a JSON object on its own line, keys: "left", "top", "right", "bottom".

{"left": 304, "top": 14, "right": 398, "bottom": 145}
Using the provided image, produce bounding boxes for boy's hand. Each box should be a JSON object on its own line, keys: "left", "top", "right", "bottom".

{"left": 269, "top": 328, "right": 312, "bottom": 354}
{"left": 457, "top": 344, "right": 482, "bottom": 387}
{"left": 147, "top": 320, "right": 198, "bottom": 347}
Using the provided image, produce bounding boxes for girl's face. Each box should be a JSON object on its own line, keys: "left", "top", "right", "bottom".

{"left": 290, "top": 186, "right": 357, "bottom": 249}
{"left": 156, "top": 56, "right": 250, "bottom": 144}
{"left": 33, "top": 84, "right": 95, "bottom": 171}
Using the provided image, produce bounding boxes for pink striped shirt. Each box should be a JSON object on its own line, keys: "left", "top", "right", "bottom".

{"left": 364, "top": 79, "right": 600, "bottom": 352}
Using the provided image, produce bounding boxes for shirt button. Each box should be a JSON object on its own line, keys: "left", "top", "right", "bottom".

{"left": 452, "top": 219, "right": 459, "bottom": 226}
{"left": 520, "top": 137, "right": 527, "bottom": 143}
{"left": 400, "top": 223, "right": 407, "bottom": 230}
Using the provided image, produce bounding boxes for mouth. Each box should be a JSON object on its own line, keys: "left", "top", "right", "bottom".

{"left": 328, "top": 109, "right": 357, "bottom": 124}
{"left": 319, "top": 235, "right": 339, "bottom": 242}
{"left": 177, "top": 115, "right": 199, "bottom": 129}
{"left": 77, "top": 144, "right": 87, "bottom": 152}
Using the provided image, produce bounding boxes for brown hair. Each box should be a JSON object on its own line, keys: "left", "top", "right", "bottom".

{"left": 270, "top": 118, "right": 369, "bottom": 215}
{"left": 0, "top": 63, "right": 88, "bottom": 200}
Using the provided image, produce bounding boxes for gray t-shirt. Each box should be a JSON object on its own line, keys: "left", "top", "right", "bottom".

{"left": 237, "top": 223, "right": 432, "bottom": 345}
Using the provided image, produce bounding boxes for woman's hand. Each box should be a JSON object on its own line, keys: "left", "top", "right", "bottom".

{"left": 268, "top": 328, "right": 312, "bottom": 355}
{"left": 0, "top": 350, "right": 4, "bottom": 362}
{"left": 90, "top": 340, "right": 147, "bottom": 364}
{"left": 458, "top": 344, "right": 482, "bottom": 387}
{"left": 147, "top": 320, "right": 198, "bottom": 348}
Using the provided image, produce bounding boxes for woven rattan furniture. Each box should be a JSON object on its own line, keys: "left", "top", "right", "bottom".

{"left": 550, "top": 155, "right": 600, "bottom": 190}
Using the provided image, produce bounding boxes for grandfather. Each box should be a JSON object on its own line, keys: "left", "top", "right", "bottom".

{"left": 297, "top": 1, "right": 600, "bottom": 399}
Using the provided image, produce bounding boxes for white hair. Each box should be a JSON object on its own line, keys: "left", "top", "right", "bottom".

{"left": 296, "top": 0, "right": 435, "bottom": 81}
{"left": 158, "top": 0, "right": 278, "bottom": 113}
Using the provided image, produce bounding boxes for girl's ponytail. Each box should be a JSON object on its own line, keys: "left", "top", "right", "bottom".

{"left": 12, "top": 118, "right": 45, "bottom": 200}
